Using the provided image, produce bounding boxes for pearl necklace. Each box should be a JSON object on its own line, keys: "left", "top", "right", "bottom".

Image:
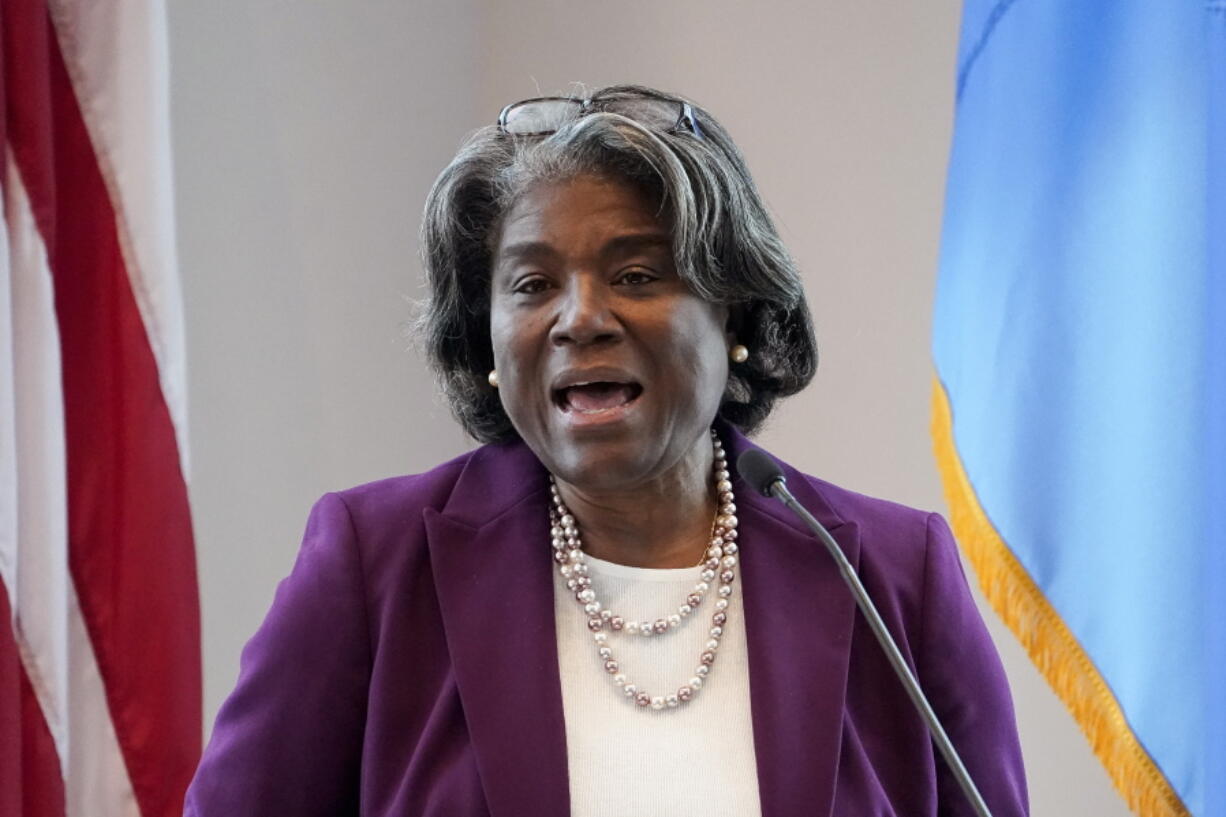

{"left": 549, "top": 429, "right": 740, "bottom": 711}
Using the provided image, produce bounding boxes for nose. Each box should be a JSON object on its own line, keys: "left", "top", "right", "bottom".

{"left": 549, "top": 274, "right": 622, "bottom": 347}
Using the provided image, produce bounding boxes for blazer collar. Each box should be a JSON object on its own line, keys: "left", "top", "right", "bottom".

{"left": 724, "top": 426, "right": 860, "bottom": 817}
{"left": 425, "top": 428, "right": 858, "bottom": 817}
{"left": 424, "top": 442, "right": 567, "bottom": 817}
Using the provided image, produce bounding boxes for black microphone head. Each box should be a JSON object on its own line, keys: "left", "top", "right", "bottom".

{"left": 736, "top": 449, "right": 786, "bottom": 497}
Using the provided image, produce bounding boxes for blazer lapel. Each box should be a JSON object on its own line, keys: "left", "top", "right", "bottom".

{"left": 727, "top": 429, "right": 860, "bottom": 817}
{"left": 424, "top": 444, "right": 570, "bottom": 817}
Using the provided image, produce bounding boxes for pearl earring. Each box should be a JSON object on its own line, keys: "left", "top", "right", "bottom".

{"left": 488, "top": 370, "right": 499, "bottom": 388}
{"left": 730, "top": 345, "right": 749, "bottom": 364}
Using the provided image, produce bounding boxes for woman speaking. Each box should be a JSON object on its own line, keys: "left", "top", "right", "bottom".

{"left": 185, "top": 85, "right": 1028, "bottom": 816}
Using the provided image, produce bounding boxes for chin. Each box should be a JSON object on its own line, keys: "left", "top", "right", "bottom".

{"left": 539, "top": 434, "right": 658, "bottom": 492}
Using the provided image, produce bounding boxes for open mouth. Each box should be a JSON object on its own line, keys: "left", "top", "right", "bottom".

{"left": 553, "top": 381, "right": 644, "bottom": 414}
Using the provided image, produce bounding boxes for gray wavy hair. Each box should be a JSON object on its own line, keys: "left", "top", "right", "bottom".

{"left": 419, "top": 85, "right": 817, "bottom": 443}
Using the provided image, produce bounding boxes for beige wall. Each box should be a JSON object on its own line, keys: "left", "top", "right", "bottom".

{"left": 170, "top": 2, "right": 1130, "bottom": 813}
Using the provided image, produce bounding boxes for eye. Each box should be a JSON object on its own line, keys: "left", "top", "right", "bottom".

{"left": 511, "top": 274, "right": 551, "bottom": 295}
{"left": 614, "top": 267, "right": 659, "bottom": 286}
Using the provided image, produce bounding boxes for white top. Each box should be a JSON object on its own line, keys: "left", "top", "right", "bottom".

{"left": 554, "top": 553, "right": 762, "bottom": 817}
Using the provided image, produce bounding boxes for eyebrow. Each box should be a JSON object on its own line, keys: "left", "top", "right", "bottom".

{"left": 599, "top": 233, "right": 673, "bottom": 259}
{"left": 495, "top": 241, "right": 560, "bottom": 267}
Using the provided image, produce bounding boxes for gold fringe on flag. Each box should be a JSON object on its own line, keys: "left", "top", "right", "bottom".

{"left": 930, "top": 376, "right": 1188, "bottom": 817}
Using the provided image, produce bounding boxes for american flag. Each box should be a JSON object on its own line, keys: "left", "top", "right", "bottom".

{"left": 1, "top": 1, "right": 201, "bottom": 815}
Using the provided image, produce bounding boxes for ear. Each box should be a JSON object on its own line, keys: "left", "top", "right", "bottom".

{"left": 723, "top": 303, "right": 745, "bottom": 347}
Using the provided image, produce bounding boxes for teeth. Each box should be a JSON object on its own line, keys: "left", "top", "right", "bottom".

{"left": 559, "top": 381, "right": 638, "bottom": 414}
{"left": 565, "top": 380, "right": 622, "bottom": 388}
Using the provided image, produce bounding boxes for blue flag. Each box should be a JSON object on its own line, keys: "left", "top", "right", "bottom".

{"left": 932, "top": 2, "right": 1225, "bottom": 815}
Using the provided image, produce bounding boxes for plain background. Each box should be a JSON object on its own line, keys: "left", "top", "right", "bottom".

{"left": 169, "top": 1, "right": 1131, "bottom": 814}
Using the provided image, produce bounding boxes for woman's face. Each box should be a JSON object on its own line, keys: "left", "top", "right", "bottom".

{"left": 489, "top": 174, "right": 731, "bottom": 492}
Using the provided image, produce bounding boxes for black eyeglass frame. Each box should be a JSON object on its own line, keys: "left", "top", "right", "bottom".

{"left": 497, "top": 94, "right": 704, "bottom": 139}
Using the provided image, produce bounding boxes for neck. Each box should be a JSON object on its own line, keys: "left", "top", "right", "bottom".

{"left": 554, "top": 433, "right": 717, "bottom": 569}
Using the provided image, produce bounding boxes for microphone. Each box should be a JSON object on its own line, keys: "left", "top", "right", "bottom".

{"left": 735, "top": 449, "right": 994, "bottom": 817}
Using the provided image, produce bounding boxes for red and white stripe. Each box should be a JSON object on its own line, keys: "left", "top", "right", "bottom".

{"left": 1, "top": 2, "right": 201, "bottom": 816}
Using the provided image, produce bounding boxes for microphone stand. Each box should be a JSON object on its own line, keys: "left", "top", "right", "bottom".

{"left": 760, "top": 474, "right": 994, "bottom": 817}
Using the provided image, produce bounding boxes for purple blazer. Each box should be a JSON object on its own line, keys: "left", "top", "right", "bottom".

{"left": 185, "top": 427, "right": 1028, "bottom": 816}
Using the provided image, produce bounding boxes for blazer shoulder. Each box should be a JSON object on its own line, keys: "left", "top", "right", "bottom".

{"left": 801, "top": 473, "right": 934, "bottom": 541}
{"left": 331, "top": 448, "right": 475, "bottom": 526}
{"left": 319, "top": 440, "right": 547, "bottom": 566}
{"left": 792, "top": 471, "right": 941, "bottom": 584}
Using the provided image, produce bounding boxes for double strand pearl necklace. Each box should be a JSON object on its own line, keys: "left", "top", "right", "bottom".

{"left": 549, "top": 429, "right": 740, "bottom": 712}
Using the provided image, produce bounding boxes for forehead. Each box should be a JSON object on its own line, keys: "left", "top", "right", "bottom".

{"left": 495, "top": 174, "right": 669, "bottom": 256}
